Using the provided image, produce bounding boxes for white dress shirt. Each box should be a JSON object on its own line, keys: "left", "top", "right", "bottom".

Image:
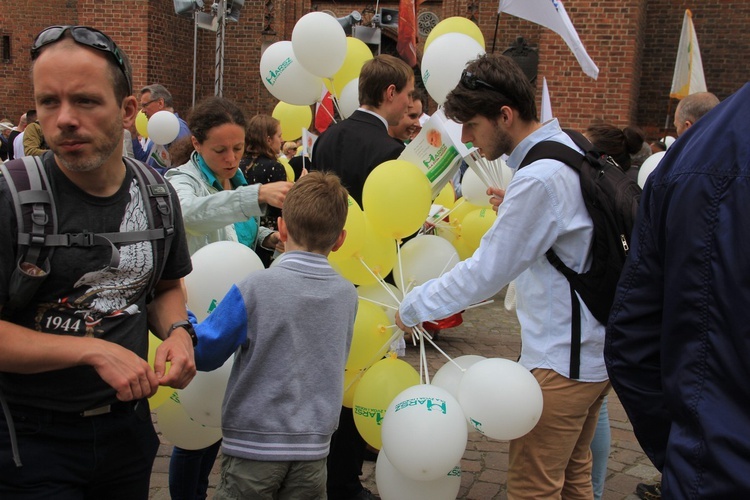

{"left": 399, "top": 119, "right": 607, "bottom": 381}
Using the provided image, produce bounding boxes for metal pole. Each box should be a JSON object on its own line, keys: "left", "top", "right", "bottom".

{"left": 492, "top": 13, "right": 501, "bottom": 54}
{"left": 215, "top": 0, "right": 226, "bottom": 97}
{"left": 193, "top": 10, "right": 198, "bottom": 107}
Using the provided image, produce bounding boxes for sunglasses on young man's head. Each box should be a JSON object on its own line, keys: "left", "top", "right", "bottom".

{"left": 459, "top": 69, "right": 506, "bottom": 94}
{"left": 31, "top": 25, "right": 131, "bottom": 95}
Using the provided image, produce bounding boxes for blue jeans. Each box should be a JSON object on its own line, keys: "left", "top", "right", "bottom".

{"left": 169, "top": 440, "right": 222, "bottom": 500}
{"left": 590, "top": 396, "right": 610, "bottom": 500}
{"left": 0, "top": 400, "right": 158, "bottom": 499}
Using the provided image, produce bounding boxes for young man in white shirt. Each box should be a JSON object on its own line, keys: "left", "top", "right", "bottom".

{"left": 396, "top": 53, "right": 610, "bottom": 499}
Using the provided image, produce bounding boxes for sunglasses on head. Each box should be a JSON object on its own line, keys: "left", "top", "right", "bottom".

{"left": 31, "top": 25, "right": 131, "bottom": 95}
{"left": 460, "top": 69, "right": 506, "bottom": 94}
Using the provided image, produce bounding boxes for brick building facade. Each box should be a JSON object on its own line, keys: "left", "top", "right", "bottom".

{"left": 1, "top": 1, "right": 747, "bottom": 140}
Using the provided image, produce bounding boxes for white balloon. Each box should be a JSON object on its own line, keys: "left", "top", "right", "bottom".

{"left": 460, "top": 167, "right": 492, "bottom": 207}
{"left": 177, "top": 356, "right": 233, "bottom": 428}
{"left": 381, "top": 384, "right": 468, "bottom": 482}
{"left": 147, "top": 111, "right": 180, "bottom": 146}
{"left": 338, "top": 78, "right": 360, "bottom": 119}
{"left": 393, "top": 235, "right": 460, "bottom": 294}
{"left": 421, "top": 33, "right": 485, "bottom": 105}
{"left": 432, "top": 355, "right": 486, "bottom": 401}
{"left": 376, "top": 452, "right": 461, "bottom": 500}
{"left": 637, "top": 151, "right": 666, "bottom": 188}
{"left": 184, "top": 241, "right": 264, "bottom": 321}
{"left": 155, "top": 394, "right": 223, "bottom": 450}
{"left": 458, "top": 358, "right": 543, "bottom": 440}
{"left": 432, "top": 355, "right": 486, "bottom": 434}
{"left": 260, "top": 41, "right": 324, "bottom": 106}
{"left": 292, "top": 12, "right": 347, "bottom": 78}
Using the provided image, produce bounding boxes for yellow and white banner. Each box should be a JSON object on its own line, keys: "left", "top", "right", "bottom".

{"left": 670, "top": 10, "right": 707, "bottom": 100}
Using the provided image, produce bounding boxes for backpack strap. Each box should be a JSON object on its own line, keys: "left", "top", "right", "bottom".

{"left": 518, "top": 133, "right": 595, "bottom": 380}
{"left": 1, "top": 156, "right": 57, "bottom": 271}
{"left": 1, "top": 156, "right": 175, "bottom": 312}
{"left": 125, "top": 157, "right": 175, "bottom": 300}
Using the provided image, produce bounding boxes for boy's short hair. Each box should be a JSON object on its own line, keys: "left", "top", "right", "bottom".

{"left": 359, "top": 54, "right": 414, "bottom": 108}
{"left": 283, "top": 172, "right": 349, "bottom": 253}
{"left": 444, "top": 53, "right": 537, "bottom": 124}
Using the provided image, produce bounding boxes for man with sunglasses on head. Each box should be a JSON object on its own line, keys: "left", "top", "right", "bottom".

{"left": 396, "top": 53, "right": 610, "bottom": 499}
{"left": 0, "top": 26, "right": 196, "bottom": 499}
{"left": 131, "top": 83, "right": 191, "bottom": 174}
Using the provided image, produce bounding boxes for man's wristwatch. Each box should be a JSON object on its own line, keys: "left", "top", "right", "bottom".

{"left": 166, "top": 320, "right": 198, "bottom": 347}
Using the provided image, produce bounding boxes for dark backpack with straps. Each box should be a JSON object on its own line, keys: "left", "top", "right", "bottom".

{"left": 519, "top": 129, "right": 642, "bottom": 378}
{"left": 0, "top": 155, "right": 175, "bottom": 314}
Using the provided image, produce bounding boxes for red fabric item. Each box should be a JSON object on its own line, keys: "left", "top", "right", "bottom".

{"left": 425, "top": 311, "right": 464, "bottom": 330}
{"left": 315, "top": 91, "right": 334, "bottom": 133}
{"left": 397, "top": 0, "right": 418, "bottom": 67}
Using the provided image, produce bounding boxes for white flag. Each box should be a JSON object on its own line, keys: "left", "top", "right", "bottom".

{"left": 541, "top": 77, "right": 553, "bottom": 123}
{"left": 301, "top": 128, "right": 318, "bottom": 159}
{"left": 670, "top": 10, "right": 707, "bottom": 99}
{"left": 498, "top": 0, "right": 599, "bottom": 79}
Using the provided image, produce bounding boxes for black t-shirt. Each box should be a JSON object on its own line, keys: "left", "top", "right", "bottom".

{"left": 243, "top": 154, "right": 286, "bottom": 267}
{"left": 0, "top": 153, "right": 192, "bottom": 411}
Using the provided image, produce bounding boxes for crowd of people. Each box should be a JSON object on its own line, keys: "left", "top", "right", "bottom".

{"left": 1, "top": 23, "right": 744, "bottom": 500}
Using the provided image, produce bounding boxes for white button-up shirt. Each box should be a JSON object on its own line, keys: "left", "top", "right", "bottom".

{"left": 399, "top": 119, "right": 607, "bottom": 382}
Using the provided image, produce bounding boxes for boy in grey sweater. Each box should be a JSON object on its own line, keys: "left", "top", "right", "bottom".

{"left": 194, "top": 171, "right": 358, "bottom": 499}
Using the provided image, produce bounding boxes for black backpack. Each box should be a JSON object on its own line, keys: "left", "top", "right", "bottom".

{"left": 519, "top": 129, "right": 642, "bottom": 378}
{"left": 0, "top": 155, "right": 175, "bottom": 314}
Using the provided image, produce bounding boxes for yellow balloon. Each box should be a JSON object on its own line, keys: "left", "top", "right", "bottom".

{"left": 448, "top": 197, "right": 480, "bottom": 226}
{"left": 135, "top": 111, "right": 149, "bottom": 138}
{"left": 277, "top": 156, "right": 295, "bottom": 181}
{"left": 424, "top": 17, "right": 486, "bottom": 52}
{"left": 363, "top": 160, "right": 432, "bottom": 240}
{"left": 329, "top": 196, "right": 365, "bottom": 263}
{"left": 272, "top": 101, "right": 312, "bottom": 142}
{"left": 343, "top": 368, "right": 365, "bottom": 408}
{"left": 325, "top": 37, "right": 374, "bottom": 98}
{"left": 461, "top": 208, "right": 498, "bottom": 253}
{"left": 345, "top": 300, "right": 393, "bottom": 372}
{"left": 330, "top": 218, "right": 397, "bottom": 285}
{"left": 451, "top": 235, "right": 474, "bottom": 261}
{"left": 434, "top": 182, "right": 456, "bottom": 210}
{"left": 353, "top": 357, "right": 420, "bottom": 449}
{"left": 147, "top": 332, "right": 174, "bottom": 409}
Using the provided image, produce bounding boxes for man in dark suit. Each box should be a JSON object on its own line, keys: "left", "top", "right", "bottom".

{"left": 311, "top": 54, "right": 414, "bottom": 500}
{"left": 311, "top": 54, "right": 414, "bottom": 206}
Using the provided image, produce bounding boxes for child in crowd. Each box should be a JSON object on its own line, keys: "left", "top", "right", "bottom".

{"left": 194, "top": 171, "right": 358, "bottom": 499}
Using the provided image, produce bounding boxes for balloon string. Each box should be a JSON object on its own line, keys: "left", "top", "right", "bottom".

{"left": 435, "top": 198, "right": 465, "bottom": 224}
{"left": 463, "top": 299, "right": 495, "bottom": 311}
{"left": 356, "top": 256, "right": 401, "bottom": 305}
{"left": 356, "top": 327, "right": 404, "bottom": 382}
{"left": 437, "top": 255, "right": 460, "bottom": 279}
{"left": 318, "top": 96, "right": 339, "bottom": 124}
{"left": 359, "top": 296, "right": 398, "bottom": 310}
{"left": 342, "top": 327, "right": 404, "bottom": 394}
{"left": 343, "top": 368, "right": 366, "bottom": 394}
{"left": 414, "top": 323, "right": 464, "bottom": 373}
{"left": 396, "top": 241, "right": 408, "bottom": 297}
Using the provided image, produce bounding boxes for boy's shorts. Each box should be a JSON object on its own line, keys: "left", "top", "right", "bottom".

{"left": 214, "top": 454, "right": 327, "bottom": 500}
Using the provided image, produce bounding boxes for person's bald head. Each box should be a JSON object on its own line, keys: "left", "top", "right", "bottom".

{"left": 674, "top": 92, "right": 720, "bottom": 136}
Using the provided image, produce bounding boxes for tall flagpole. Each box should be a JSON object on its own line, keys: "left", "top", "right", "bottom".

{"left": 215, "top": 0, "right": 226, "bottom": 97}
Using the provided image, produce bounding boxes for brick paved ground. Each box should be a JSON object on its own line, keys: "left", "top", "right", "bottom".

{"left": 149, "top": 288, "right": 660, "bottom": 499}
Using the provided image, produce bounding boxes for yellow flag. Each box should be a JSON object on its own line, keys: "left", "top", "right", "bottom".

{"left": 670, "top": 10, "right": 707, "bottom": 99}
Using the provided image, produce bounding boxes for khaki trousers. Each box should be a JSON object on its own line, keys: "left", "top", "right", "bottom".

{"left": 508, "top": 369, "right": 611, "bottom": 500}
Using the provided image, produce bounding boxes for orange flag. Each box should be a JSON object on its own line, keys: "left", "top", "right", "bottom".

{"left": 397, "top": 0, "right": 418, "bottom": 67}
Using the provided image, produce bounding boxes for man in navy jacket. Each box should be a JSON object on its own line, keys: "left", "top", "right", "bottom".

{"left": 606, "top": 84, "right": 750, "bottom": 498}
